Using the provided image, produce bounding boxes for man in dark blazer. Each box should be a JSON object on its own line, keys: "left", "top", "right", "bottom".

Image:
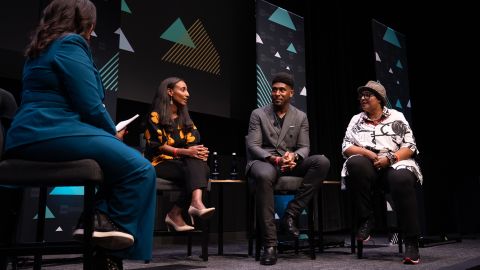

{"left": 246, "top": 72, "right": 330, "bottom": 265}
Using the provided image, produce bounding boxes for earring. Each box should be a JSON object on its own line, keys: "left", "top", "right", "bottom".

{"left": 170, "top": 96, "right": 173, "bottom": 105}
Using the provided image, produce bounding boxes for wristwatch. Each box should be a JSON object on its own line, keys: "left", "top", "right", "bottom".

{"left": 294, "top": 153, "right": 300, "bottom": 161}
{"left": 386, "top": 152, "right": 398, "bottom": 165}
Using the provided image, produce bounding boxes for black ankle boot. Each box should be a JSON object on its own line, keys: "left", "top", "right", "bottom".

{"left": 356, "top": 216, "right": 374, "bottom": 242}
{"left": 260, "top": 246, "right": 277, "bottom": 265}
{"left": 281, "top": 213, "right": 300, "bottom": 238}
{"left": 403, "top": 237, "right": 420, "bottom": 264}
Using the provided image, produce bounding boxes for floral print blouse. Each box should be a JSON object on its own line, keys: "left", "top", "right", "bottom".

{"left": 341, "top": 107, "right": 423, "bottom": 184}
{"left": 144, "top": 111, "right": 200, "bottom": 166}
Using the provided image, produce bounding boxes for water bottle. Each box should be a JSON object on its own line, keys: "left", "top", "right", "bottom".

{"left": 211, "top": 152, "right": 220, "bottom": 179}
{"left": 230, "top": 152, "right": 238, "bottom": 179}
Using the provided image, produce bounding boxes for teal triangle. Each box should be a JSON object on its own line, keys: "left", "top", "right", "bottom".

{"left": 301, "top": 209, "right": 307, "bottom": 215}
{"left": 383, "top": 27, "right": 401, "bottom": 48}
{"left": 268, "top": 8, "right": 296, "bottom": 30}
{"left": 286, "top": 43, "right": 297, "bottom": 53}
{"left": 33, "top": 206, "right": 55, "bottom": 219}
{"left": 50, "top": 186, "right": 84, "bottom": 195}
{"left": 396, "top": 59, "right": 403, "bottom": 69}
{"left": 395, "top": 99, "right": 403, "bottom": 109}
{"left": 160, "top": 18, "right": 195, "bottom": 48}
{"left": 299, "top": 233, "right": 308, "bottom": 240}
{"left": 121, "top": 0, "right": 131, "bottom": 14}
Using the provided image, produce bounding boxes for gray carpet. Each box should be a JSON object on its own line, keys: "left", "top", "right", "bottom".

{"left": 8, "top": 235, "right": 480, "bottom": 270}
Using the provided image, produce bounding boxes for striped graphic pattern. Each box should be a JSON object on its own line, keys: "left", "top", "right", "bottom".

{"left": 99, "top": 52, "right": 119, "bottom": 91}
{"left": 162, "top": 19, "right": 220, "bottom": 75}
{"left": 256, "top": 64, "right": 271, "bottom": 107}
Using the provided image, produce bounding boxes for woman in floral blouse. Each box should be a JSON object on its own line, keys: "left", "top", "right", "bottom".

{"left": 145, "top": 77, "right": 214, "bottom": 231}
{"left": 341, "top": 81, "right": 422, "bottom": 265}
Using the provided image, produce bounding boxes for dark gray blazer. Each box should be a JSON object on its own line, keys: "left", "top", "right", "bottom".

{"left": 246, "top": 104, "right": 310, "bottom": 174}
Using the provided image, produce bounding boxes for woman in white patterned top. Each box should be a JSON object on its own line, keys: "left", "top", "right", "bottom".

{"left": 341, "top": 81, "right": 422, "bottom": 265}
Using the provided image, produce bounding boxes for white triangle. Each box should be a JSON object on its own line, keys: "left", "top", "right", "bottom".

{"left": 256, "top": 33, "right": 263, "bottom": 44}
{"left": 397, "top": 80, "right": 400, "bottom": 84}
{"left": 274, "top": 52, "right": 281, "bottom": 58}
{"left": 407, "top": 100, "right": 411, "bottom": 108}
{"left": 56, "top": 226, "right": 63, "bottom": 232}
{"left": 286, "top": 66, "right": 290, "bottom": 70}
{"left": 114, "top": 28, "right": 134, "bottom": 52}
{"left": 300, "top": 86, "right": 307, "bottom": 96}
{"left": 389, "top": 68, "right": 393, "bottom": 74}
{"left": 274, "top": 213, "right": 279, "bottom": 220}
{"left": 91, "top": 31, "right": 97, "bottom": 37}
{"left": 386, "top": 201, "right": 393, "bottom": 211}
{"left": 375, "top": 52, "right": 381, "bottom": 62}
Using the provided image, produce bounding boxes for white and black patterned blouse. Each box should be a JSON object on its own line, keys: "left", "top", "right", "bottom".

{"left": 341, "top": 107, "right": 423, "bottom": 184}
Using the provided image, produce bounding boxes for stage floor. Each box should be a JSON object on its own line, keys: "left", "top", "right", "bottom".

{"left": 9, "top": 234, "right": 480, "bottom": 269}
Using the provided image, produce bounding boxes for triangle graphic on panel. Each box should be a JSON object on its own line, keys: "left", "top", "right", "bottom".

{"left": 287, "top": 43, "right": 297, "bottom": 53}
{"left": 397, "top": 80, "right": 400, "bottom": 84}
{"left": 50, "top": 186, "right": 84, "bottom": 196}
{"left": 299, "top": 234, "right": 308, "bottom": 240}
{"left": 33, "top": 206, "right": 55, "bottom": 219}
{"left": 386, "top": 201, "right": 393, "bottom": 211}
{"left": 121, "top": 0, "right": 131, "bottom": 14}
{"left": 91, "top": 31, "right": 97, "bottom": 37}
{"left": 286, "top": 66, "right": 290, "bottom": 70}
{"left": 395, "top": 99, "right": 403, "bottom": 109}
{"left": 256, "top": 33, "right": 264, "bottom": 44}
{"left": 114, "top": 28, "right": 134, "bottom": 52}
{"left": 375, "top": 52, "right": 381, "bottom": 62}
{"left": 396, "top": 59, "right": 403, "bottom": 69}
{"left": 301, "top": 209, "right": 307, "bottom": 215}
{"left": 274, "top": 52, "right": 281, "bottom": 58}
{"left": 256, "top": 64, "right": 272, "bottom": 108}
{"left": 162, "top": 19, "right": 220, "bottom": 75}
{"left": 407, "top": 100, "right": 411, "bottom": 108}
{"left": 56, "top": 226, "right": 63, "bottom": 232}
{"left": 389, "top": 68, "right": 393, "bottom": 74}
{"left": 274, "top": 213, "right": 280, "bottom": 220}
{"left": 160, "top": 18, "right": 195, "bottom": 48}
{"left": 383, "top": 27, "right": 401, "bottom": 48}
{"left": 269, "top": 7, "right": 296, "bottom": 30}
{"left": 300, "top": 86, "right": 307, "bottom": 96}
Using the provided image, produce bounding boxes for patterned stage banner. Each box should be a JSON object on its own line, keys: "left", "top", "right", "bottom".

{"left": 372, "top": 19, "right": 412, "bottom": 122}
{"left": 256, "top": 0, "right": 307, "bottom": 112}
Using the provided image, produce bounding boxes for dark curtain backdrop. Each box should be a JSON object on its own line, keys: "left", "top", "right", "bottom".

{"left": 301, "top": 1, "right": 479, "bottom": 235}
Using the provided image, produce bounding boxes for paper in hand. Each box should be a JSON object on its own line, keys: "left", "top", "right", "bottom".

{"left": 116, "top": 114, "right": 139, "bottom": 132}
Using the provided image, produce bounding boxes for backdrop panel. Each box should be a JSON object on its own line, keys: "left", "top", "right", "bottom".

{"left": 256, "top": 0, "right": 307, "bottom": 111}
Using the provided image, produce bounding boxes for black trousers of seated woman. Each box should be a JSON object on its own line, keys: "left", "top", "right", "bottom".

{"left": 346, "top": 155, "right": 420, "bottom": 238}
{"left": 154, "top": 157, "right": 210, "bottom": 209}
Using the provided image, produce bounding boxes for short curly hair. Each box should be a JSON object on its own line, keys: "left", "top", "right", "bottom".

{"left": 271, "top": 72, "right": 294, "bottom": 89}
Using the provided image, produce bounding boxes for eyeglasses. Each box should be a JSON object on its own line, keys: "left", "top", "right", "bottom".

{"left": 358, "top": 91, "right": 374, "bottom": 100}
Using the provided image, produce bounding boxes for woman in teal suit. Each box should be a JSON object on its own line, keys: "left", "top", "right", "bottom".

{"left": 5, "top": 0, "right": 156, "bottom": 267}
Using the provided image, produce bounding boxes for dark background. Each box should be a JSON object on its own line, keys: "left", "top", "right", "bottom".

{"left": 1, "top": 0, "right": 478, "bottom": 237}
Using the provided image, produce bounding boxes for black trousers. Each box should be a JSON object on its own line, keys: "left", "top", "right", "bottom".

{"left": 346, "top": 155, "right": 420, "bottom": 238}
{"left": 249, "top": 154, "right": 330, "bottom": 247}
{"left": 155, "top": 157, "right": 209, "bottom": 209}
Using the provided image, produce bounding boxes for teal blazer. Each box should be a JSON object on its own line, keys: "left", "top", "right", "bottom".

{"left": 6, "top": 34, "right": 117, "bottom": 151}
